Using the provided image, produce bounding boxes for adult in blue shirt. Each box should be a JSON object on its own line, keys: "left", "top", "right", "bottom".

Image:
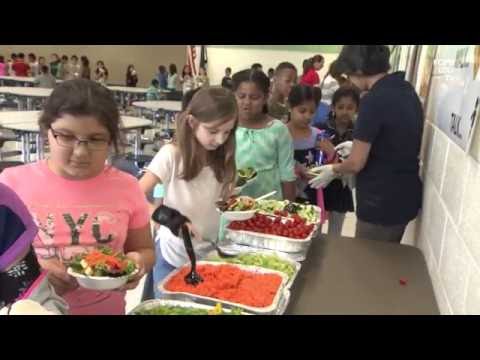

{"left": 309, "top": 45, "right": 424, "bottom": 243}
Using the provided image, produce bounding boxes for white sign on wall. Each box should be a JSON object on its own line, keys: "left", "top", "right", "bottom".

{"left": 427, "top": 45, "right": 480, "bottom": 151}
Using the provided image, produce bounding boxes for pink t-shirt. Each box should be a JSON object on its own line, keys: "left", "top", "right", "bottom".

{"left": 0, "top": 160, "right": 150, "bottom": 315}
{"left": 0, "top": 63, "right": 6, "bottom": 76}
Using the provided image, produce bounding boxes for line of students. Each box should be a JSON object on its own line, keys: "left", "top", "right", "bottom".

{"left": 0, "top": 52, "right": 108, "bottom": 84}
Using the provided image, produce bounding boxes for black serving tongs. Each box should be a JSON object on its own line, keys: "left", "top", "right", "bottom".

{"left": 152, "top": 205, "right": 203, "bottom": 286}
{"left": 180, "top": 223, "right": 203, "bottom": 286}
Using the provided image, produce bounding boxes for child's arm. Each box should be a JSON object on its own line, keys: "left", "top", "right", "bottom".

{"left": 277, "top": 125, "right": 298, "bottom": 201}
{"left": 318, "top": 139, "right": 339, "bottom": 164}
{"left": 120, "top": 224, "right": 155, "bottom": 291}
{"left": 139, "top": 170, "right": 163, "bottom": 216}
{"left": 281, "top": 181, "right": 297, "bottom": 202}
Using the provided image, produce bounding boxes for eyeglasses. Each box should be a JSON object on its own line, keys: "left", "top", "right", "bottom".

{"left": 50, "top": 128, "right": 110, "bottom": 151}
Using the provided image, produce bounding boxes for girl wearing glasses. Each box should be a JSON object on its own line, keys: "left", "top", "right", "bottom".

{"left": 0, "top": 79, "right": 155, "bottom": 315}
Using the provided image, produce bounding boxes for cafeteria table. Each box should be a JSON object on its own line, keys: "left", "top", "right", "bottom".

{"left": 0, "top": 76, "right": 62, "bottom": 87}
{"left": 0, "top": 86, "right": 53, "bottom": 110}
{"left": 107, "top": 86, "right": 154, "bottom": 108}
{"left": 0, "top": 111, "right": 153, "bottom": 162}
{"left": 132, "top": 100, "right": 181, "bottom": 129}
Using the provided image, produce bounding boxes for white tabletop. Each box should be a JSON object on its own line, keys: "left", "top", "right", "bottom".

{"left": 0, "top": 86, "right": 53, "bottom": 97}
{"left": 120, "top": 116, "right": 153, "bottom": 129}
{"left": 107, "top": 86, "right": 149, "bottom": 94}
{"left": 132, "top": 100, "right": 182, "bottom": 112}
{"left": 0, "top": 111, "right": 152, "bottom": 132}
{"left": 0, "top": 76, "right": 62, "bottom": 84}
{"left": 0, "top": 111, "right": 40, "bottom": 125}
{"left": 0, "top": 76, "right": 36, "bottom": 83}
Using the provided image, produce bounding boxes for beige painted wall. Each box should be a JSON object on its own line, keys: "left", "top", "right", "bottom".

{"left": 206, "top": 46, "right": 338, "bottom": 86}
{"left": 0, "top": 45, "right": 187, "bottom": 87}
{"left": 401, "top": 45, "right": 480, "bottom": 314}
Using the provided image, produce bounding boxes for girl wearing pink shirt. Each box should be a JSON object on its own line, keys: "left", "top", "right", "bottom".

{"left": 0, "top": 79, "right": 155, "bottom": 315}
{"left": 0, "top": 56, "right": 6, "bottom": 76}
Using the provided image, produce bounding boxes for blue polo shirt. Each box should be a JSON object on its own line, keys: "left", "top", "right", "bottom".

{"left": 353, "top": 71, "right": 424, "bottom": 225}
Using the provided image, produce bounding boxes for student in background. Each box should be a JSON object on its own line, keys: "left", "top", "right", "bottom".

{"left": 180, "top": 65, "right": 194, "bottom": 94}
{"left": 94, "top": 60, "right": 109, "bottom": 84}
{"left": 7, "top": 53, "right": 17, "bottom": 76}
{"left": 80, "top": 56, "right": 91, "bottom": 80}
{"left": 311, "top": 87, "right": 331, "bottom": 127}
{"left": 49, "top": 54, "right": 61, "bottom": 78}
{"left": 268, "top": 67, "right": 275, "bottom": 86}
{"left": 195, "top": 66, "right": 209, "bottom": 89}
{"left": 221, "top": 67, "right": 233, "bottom": 89}
{"left": 0, "top": 56, "right": 6, "bottom": 76}
{"left": 33, "top": 65, "right": 56, "bottom": 88}
{"left": 12, "top": 53, "right": 30, "bottom": 77}
{"left": 268, "top": 62, "right": 298, "bottom": 123}
{"left": 233, "top": 69, "right": 296, "bottom": 201}
{"left": 67, "top": 55, "right": 81, "bottom": 80}
{"left": 167, "top": 64, "right": 180, "bottom": 91}
{"left": 126, "top": 64, "right": 138, "bottom": 87}
{"left": 300, "top": 54, "right": 324, "bottom": 87}
{"left": 320, "top": 60, "right": 350, "bottom": 105}
{"left": 286, "top": 85, "right": 323, "bottom": 206}
{"left": 56, "top": 55, "right": 70, "bottom": 80}
{"left": 157, "top": 65, "right": 168, "bottom": 90}
{"left": 38, "top": 56, "right": 47, "bottom": 69}
{"left": 315, "top": 86, "right": 359, "bottom": 236}
{"left": 251, "top": 63, "right": 263, "bottom": 72}
{"left": 28, "top": 53, "right": 39, "bottom": 77}
{"left": 146, "top": 79, "right": 161, "bottom": 101}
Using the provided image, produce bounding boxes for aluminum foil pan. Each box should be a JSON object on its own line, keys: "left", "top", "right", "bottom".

{"left": 225, "top": 227, "right": 312, "bottom": 253}
{"left": 214, "top": 240, "right": 309, "bottom": 262}
{"left": 157, "top": 261, "right": 289, "bottom": 315}
{"left": 128, "top": 299, "right": 250, "bottom": 315}
{"left": 202, "top": 250, "right": 301, "bottom": 290}
{"left": 276, "top": 289, "right": 291, "bottom": 315}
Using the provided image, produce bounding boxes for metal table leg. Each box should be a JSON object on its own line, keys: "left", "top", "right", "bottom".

{"left": 27, "top": 97, "right": 33, "bottom": 111}
{"left": 35, "top": 133, "right": 44, "bottom": 160}
{"left": 120, "top": 93, "right": 126, "bottom": 109}
{"left": 164, "top": 112, "right": 170, "bottom": 130}
{"left": 20, "top": 133, "right": 30, "bottom": 163}
{"left": 134, "top": 130, "right": 141, "bottom": 157}
{"left": 17, "top": 97, "right": 26, "bottom": 111}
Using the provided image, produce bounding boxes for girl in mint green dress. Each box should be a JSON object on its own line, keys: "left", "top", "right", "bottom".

{"left": 232, "top": 69, "right": 296, "bottom": 201}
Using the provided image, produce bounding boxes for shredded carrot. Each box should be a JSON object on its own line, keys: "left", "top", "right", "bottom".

{"left": 84, "top": 250, "right": 126, "bottom": 271}
{"left": 164, "top": 264, "right": 283, "bottom": 308}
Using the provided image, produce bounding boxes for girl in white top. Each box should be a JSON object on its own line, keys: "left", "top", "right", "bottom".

{"left": 167, "top": 63, "right": 181, "bottom": 91}
{"left": 139, "top": 87, "right": 238, "bottom": 293}
{"left": 195, "top": 66, "right": 210, "bottom": 89}
{"left": 180, "top": 64, "right": 195, "bottom": 94}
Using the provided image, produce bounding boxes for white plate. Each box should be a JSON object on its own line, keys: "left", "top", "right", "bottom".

{"left": 67, "top": 267, "right": 139, "bottom": 291}
{"left": 217, "top": 208, "right": 256, "bottom": 221}
{"left": 233, "top": 186, "right": 244, "bottom": 195}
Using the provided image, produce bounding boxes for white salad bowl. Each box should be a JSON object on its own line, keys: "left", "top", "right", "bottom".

{"left": 67, "top": 267, "right": 139, "bottom": 291}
